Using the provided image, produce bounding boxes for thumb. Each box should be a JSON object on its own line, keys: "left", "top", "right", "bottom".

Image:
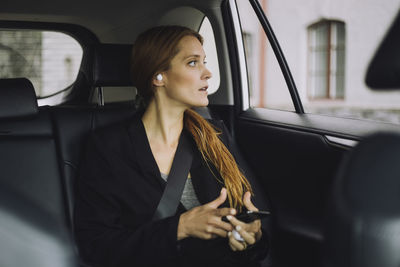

{"left": 243, "top": 191, "right": 259, "bottom": 211}
{"left": 206, "top": 188, "right": 227, "bottom": 208}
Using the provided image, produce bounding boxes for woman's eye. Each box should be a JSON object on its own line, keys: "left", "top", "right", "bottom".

{"left": 188, "top": 60, "right": 197, "bottom": 67}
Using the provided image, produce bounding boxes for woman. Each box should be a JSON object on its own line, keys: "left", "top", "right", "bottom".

{"left": 74, "top": 25, "right": 270, "bottom": 267}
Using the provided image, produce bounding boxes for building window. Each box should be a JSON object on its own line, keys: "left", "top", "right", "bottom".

{"left": 308, "top": 20, "right": 345, "bottom": 99}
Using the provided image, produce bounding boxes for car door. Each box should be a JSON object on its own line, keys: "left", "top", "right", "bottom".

{"left": 217, "top": 0, "right": 400, "bottom": 266}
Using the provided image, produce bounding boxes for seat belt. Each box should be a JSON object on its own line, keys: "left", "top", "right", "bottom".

{"left": 153, "top": 132, "right": 194, "bottom": 220}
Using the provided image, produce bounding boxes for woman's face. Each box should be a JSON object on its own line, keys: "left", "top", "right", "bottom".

{"left": 159, "top": 35, "right": 212, "bottom": 108}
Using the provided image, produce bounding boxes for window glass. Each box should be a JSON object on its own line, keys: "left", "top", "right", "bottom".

{"left": 308, "top": 20, "right": 345, "bottom": 100}
{"left": 0, "top": 29, "right": 83, "bottom": 98}
{"left": 262, "top": 0, "right": 400, "bottom": 124}
{"left": 236, "top": 0, "right": 295, "bottom": 111}
{"left": 199, "top": 16, "right": 220, "bottom": 94}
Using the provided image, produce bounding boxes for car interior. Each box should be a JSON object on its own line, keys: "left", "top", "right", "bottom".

{"left": 1, "top": 0, "right": 400, "bottom": 266}
{"left": 323, "top": 10, "right": 400, "bottom": 267}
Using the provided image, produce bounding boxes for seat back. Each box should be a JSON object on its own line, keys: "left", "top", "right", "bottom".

{"left": 324, "top": 132, "right": 400, "bottom": 267}
{"left": 0, "top": 78, "right": 67, "bottom": 225}
{"left": 52, "top": 43, "right": 137, "bottom": 230}
{"left": 52, "top": 105, "right": 136, "bottom": 230}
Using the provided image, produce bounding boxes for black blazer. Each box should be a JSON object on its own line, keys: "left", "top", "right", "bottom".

{"left": 74, "top": 111, "right": 270, "bottom": 267}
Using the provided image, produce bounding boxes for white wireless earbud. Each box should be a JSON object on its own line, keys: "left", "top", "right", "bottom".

{"left": 156, "top": 74, "right": 163, "bottom": 81}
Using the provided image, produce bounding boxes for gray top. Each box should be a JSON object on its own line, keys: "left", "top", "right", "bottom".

{"left": 160, "top": 172, "right": 201, "bottom": 210}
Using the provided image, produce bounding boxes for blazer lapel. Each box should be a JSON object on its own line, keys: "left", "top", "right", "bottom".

{"left": 127, "top": 112, "right": 165, "bottom": 191}
{"left": 190, "top": 151, "right": 228, "bottom": 208}
{"left": 126, "top": 113, "right": 229, "bottom": 209}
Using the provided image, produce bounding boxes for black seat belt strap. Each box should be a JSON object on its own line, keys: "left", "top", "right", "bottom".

{"left": 153, "top": 132, "right": 193, "bottom": 220}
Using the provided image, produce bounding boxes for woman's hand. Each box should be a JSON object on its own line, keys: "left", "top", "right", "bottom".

{"left": 177, "top": 188, "right": 236, "bottom": 240}
{"left": 226, "top": 191, "right": 262, "bottom": 251}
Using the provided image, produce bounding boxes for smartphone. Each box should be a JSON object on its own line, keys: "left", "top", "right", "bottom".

{"left": 222, "top": 210, "right": 270, "bottom": 223}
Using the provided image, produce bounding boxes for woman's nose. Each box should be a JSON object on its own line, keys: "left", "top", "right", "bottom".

{"left": 203, "top": 67, "right": 212, "bottom": 80}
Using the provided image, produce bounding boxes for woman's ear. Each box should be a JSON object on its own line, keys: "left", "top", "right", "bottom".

{"left": 153, "top": 73, "right": 164, "bottom": 87}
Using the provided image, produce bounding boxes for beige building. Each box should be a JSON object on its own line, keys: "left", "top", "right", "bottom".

{"left": 239, "top": 0, "right": 400, "bottom": 123}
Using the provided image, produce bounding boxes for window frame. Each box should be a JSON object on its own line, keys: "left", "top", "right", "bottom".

{"left": 227, "top": 0, "right": 251, "bottom": 111}
{"left": 0, "top": 20, "right": 99, "bottom": 104}
{"left": 225, "top": 0, "right": 400, "bottom": 138}
{"left": 228, "top": 0, "right": 304, "bottom": 113}
{"left": 307, "top": 19, "right": 346, "bottom": 100}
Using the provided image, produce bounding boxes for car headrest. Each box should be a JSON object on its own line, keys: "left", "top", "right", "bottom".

{"left": 0, "top": 78, "right": 38, "bottom": 120}
{"left": 324, "top": 132, "right": 400, "bottom": 267}
{"left": 92, "top": 44, "right": 133, "bottom": 87}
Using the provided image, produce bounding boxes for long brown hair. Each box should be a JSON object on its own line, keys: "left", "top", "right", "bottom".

{"left": 130, "top": 25, "right": 253, "bottom": 209}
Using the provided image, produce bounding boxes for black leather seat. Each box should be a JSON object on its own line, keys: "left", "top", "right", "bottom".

{"left": 91, "top": 44, "right": 133, "bottom": 88}
{"left": 52, "top": 105, "right": 136, "bottom": 230}
{"left": 323, "top": 132, "right": 400, "bottom": 267}
{"left": 0, "top": 186, "right": 77, "bottom": 267}
{"left": 0, "top": 45, "right": 137, "bottom": 265}
{"left": 0, "top": 78, "right": 77, "bottom": 267}
{"left": 51, "top": 43, "right": 137, "bottom": 231}
{"left": 0, "top": 78, "right": 67, "bottom": 225}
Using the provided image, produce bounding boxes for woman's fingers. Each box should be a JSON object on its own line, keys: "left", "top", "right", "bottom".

{"left": 197, "top": 208, "right": 235, "bottom": 239}
{"left": 227, "top": 232, "right": 237, "bottom": 251}
{"left": 213, "top": 219, "right": 234, "bottom": 232}
{"left": 226, "top": 214, "right": 261, "bottom": 239}
{"left": 226, "top": 214, "right": 246, "bottom": 229}
{"left": 243, "top": 191, "right": 259, "bottom": 212}
{"left": 211, "top": 208, "right": 235, "bottom": 231}
{"left": 202, "top": 219, "right": 235, "bottom": 239}
{"left": 234, "top": 225, "right": 256, "bottom": 245}
{"left": 215, "top": 207, "right": 236, "bottom": 217}
{"left": 209, "top": 226, "right": 229, "bottom": 238}
{"left": 227, "top": 231, "right": 247, "bottom": 251}
{"left": 206, "top": 188, "right": 227, "bottom": 209}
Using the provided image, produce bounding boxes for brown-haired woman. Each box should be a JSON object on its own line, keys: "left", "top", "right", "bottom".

{"left": 74, "top": 25, "right": 270, "bottom": 267}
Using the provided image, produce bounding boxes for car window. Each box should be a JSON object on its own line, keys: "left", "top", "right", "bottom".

{"left": 0, "top": 29, "right": 82, "bottom": 102}
{"left": 93, "top": 16, "right": 220, "bottom": 105}
{"left": 235, "top": 0, "right": 295, "bottom": 112}
{"left": 257, "top": 0, "right": 400, "bottom": 124}
{"left": 199, "top": 16, "right": 220, "bottom": 95}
